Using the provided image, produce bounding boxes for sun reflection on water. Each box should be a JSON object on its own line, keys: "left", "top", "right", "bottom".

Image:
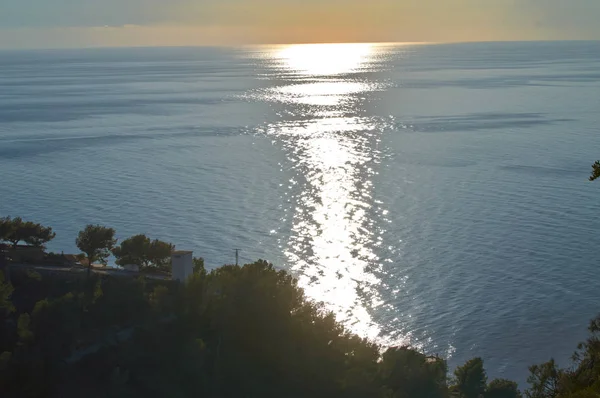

{"left": 275, "top": 43, "right": 376, "bottom": 76}
{"left": 255, "top": 44, "right": 405, "bottom": 343}
{"left": 273, "top": 118, "right": 384, "bottom": 339}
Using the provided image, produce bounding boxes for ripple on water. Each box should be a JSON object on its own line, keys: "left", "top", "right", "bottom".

{"left": 251, "top": 44, "right": 401, "bottom": 341}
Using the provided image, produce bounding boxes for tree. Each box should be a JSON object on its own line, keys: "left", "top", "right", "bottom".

{"left": 379, "top": 347, "right": 448, "bottom": 398}
{"left": 112, "top": 235, "right": 174, "bottom": 272}
{"left": 0, "top": 272, "right": 14, "bottom": 315}
{"left": 523, "top": 315, "right": 600, "bottom": 398}
{"left": 113, "top": 234, "right": 150, "bottom": 268}
{"left": 452, "top": 357, "right": 488, "bottom": 398}
{"left": 31, "top": 293, "right": 80, "bottom": 359}
{"left": 0, "top": 217, "right": 55, "bottom": 248}
{"left": 560, "top": 316, "right": 600, "bottom": 397}
{"left": 23, "top": 223, "right": 55, "bottom": 247}
{"left": 147, "top": 239, "right": 174, "bottom": 272}
{"left": 193, "top": 257, "right": 206, "bottom": 276}
{"left": 4, "top": 217, "right": 25, "bottom": 247}
{"left": 487, "top": 379, "right": 521, "bottom": 398}
{"left": 3, "top": 255, "right": 541, "bottom": 398}
{"left": 590, "top": 161, "right": 600, "bottom": 181}
{"left": 17, "top": 313, "right": 34, "bottom": 345}
{"left": 0, "top": 217, "right": 13, "bottom": 243}
{"left": 76, "top": 225, "right": 116, "bottom": 277}
{"left": 525, "top": 359, "right": 561, "bottom": 398}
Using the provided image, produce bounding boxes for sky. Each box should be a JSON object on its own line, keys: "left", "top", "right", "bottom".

{"left": 0, "top": 0, "right": 599, "bottom": 48}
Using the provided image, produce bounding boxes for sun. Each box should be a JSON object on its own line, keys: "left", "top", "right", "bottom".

{"left": 273, "top": 43, "right": 376, "bottom": 76}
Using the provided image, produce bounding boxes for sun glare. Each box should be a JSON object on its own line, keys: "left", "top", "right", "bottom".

{"left": 256, "top": 42, "right": 395, "bottom": 341}
{"left": 275, "top": 43, "right": 376, "bottom": 76}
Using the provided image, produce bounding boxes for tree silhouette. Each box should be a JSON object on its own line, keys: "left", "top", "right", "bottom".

{"left": 379, "top": 347, "right": 448, "bottom": 398}
{"left": 452, "top": 357, "right": 487, "bottom": 398}
{"left": 0, "top": 272, "right": 14, "bottom": 315}
{"left": 112, "top": 234, "right": 174, "bottom": 272}
{"left": 0, "top": 217, "right": 12, "bottom": 243}
{"left": 75, "top": 225, "right": 116, "bottom": 277}
{"left": 525, "top": 359, "right": 561, "bottom": 398}
{"left": 0, "top": 217, "right": 55, "bottom": 248}
{"left": 487, "top": 379, "right": 522, "bottom": 398}
{"left": 590, "top": 161, "right": 600, "bottom": 181}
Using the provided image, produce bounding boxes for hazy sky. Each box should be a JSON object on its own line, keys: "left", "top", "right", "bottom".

{"left": 1, "top": 0, "right": 599, "bottom": 48}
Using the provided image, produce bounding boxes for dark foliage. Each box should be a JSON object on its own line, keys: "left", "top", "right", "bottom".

{"left": 0, "top": 216, "right": 55, "bottom": 248}
{"left": 5, "top": 256, "right": 600, "bottom": 398}
{"left": 113, "top": 234, "right": 174, "bottom": 272}
{"left": 487, "top": 379, "right": 522, "bottom": 398}
{"left": 76, "top": 225, "right": 116, "bottom": 275}
{"left": 452, "top": 357, "right": 487, "bottom": 398}
{"left": 379, "top": 347, "right": 448, "bottom": 398}
{"left": 590, "top": 161, "right": 600, "bottom": 181}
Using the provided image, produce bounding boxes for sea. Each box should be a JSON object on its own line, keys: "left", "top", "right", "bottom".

{"left": 1, "top": 41, "right": 600, "bottom": 385}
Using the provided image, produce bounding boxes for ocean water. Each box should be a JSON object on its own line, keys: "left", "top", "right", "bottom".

{"left": 1, "top": 41, "right": 600, "bottom": 384}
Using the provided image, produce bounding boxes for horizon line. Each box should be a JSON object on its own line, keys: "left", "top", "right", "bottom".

{"left": 1, "top": 39, "right": 599, "bottom": 52}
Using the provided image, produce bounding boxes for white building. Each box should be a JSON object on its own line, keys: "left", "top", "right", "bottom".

{"left": 171, "top": 250, "right": 193, "bottom": 282}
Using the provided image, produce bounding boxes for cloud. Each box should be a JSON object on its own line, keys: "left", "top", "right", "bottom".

{"left": 0, "top": 25, "right": 309, "bottom": 49}
{"left": 0, "top": 0, "right": 598, "bottom": 48}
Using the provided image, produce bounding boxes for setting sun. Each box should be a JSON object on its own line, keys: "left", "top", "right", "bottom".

{"left": 274, "top": 43, "right": 375, "bottom": 76}
{"left": 2, "top": 0, "right": 600, "bottom": 395}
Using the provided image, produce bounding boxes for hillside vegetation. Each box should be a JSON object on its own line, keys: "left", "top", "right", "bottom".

{"left": 0, "top": 258, "right": 599, "bottom": 398}
{"left": 2, "top": 217, "right": 600, "bottom": 397}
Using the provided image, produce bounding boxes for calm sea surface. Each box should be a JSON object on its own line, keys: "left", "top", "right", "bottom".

{"left": 1, "top": 41, "right": 600, "bottom": 383}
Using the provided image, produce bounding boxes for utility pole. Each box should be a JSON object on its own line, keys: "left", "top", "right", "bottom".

{"left": 233, "top": 249, "right": 241, "bottom": 266}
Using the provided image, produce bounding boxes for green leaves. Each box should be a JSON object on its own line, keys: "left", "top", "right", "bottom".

{"left": 14, "top": 254, "right": 600, "bottom": 398}
{"left": 0, "top": 217, "right": 13, "bottom": 242}
{"left": 75, "top": 224, "right": 116, "bottom": 268}
{"left": 193, "top": 257, "right": 206, "bottom": 276}
{"left": 525, "top": 359, "right": 561, "bottom": 398}
{"left": 147, "top": 239, "right": 174, "bottom": 271}
{"left": 112, "top": 234, "right": 150, "bottom": 267}
{"left": 0, "top": 216, "right": 55, "bottom": 248}
{"left": 590, "top": 161, "right": 600, "bottom": 181}
{"left": 487, "top": 379, "right": 522, "bottom": 398}
{"left": 0, "top": 272, "right": 14, "bottom": 314}
{"left": 112, "top": 234, "right": 174, "bottom": 272}
{"left": 452, "top": 357, "right": 488, "bottom": 398}
{"left": 17, "top": 313, "right": 34, "bottom": 345}
{"left": 379, "top": 347, "right": 448, "bottom": 398}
